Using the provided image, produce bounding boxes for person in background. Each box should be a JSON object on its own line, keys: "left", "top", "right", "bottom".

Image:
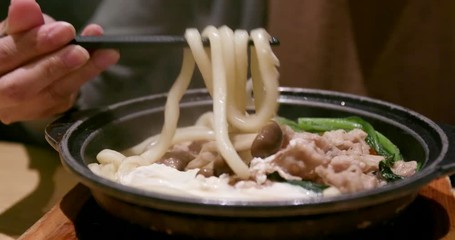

{"left": 0, "top": 0, "right": 453, "bottom": 146}
{"left": 0, "top": 0, "right": 267, "bottom": 145}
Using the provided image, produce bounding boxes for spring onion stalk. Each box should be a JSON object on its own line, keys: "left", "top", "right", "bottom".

{"left": 267, "top": 172, "right": 328, "bottom": 193}
{"left": 275, "top": 117, "right": 301, "bottom": 131}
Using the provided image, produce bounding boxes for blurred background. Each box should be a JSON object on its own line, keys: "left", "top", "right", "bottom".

{"left": 1, "top": 0, "right": 100, "bottom": 30}
{"left": 0, "top": 1, "right": 454, "bottom": 239}
{"left": 1, "top": 0, "right": 454, "bottom": 125}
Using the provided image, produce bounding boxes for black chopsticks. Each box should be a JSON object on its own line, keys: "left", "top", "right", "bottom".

{"left": 70, "top": 35, "right": 280, "bottom": 49}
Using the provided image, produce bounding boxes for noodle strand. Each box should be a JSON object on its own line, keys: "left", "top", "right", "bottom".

{"left": 94, "top": 26, "right": 279, "bottom": 180}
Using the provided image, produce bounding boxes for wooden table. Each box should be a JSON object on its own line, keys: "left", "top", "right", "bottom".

{"left": 0, "top": 141, "right": 78, "bottom": 240}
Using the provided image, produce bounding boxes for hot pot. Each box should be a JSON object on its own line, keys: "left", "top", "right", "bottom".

{"left": 45, "top": 87, "right": 455, "bottom": 239}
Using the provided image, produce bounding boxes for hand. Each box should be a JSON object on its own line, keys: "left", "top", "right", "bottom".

{"left": 0, "top": 0, "right": 120, "bottom": 124}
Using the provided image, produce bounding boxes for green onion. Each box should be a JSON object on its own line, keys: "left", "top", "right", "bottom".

{"left": 297, "top": 117, "right": 362, "bottom": 132}
{"left": 376, "top": 131, "right": 402, "bottom": 161}
{"left": 275, "top": 117, "right": 301, "bottom": 132}
{"left": 267, "top": 172, "right": 328, "bottom": 193}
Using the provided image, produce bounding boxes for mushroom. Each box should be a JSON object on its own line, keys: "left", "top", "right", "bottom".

{"left": 251, "top": 121, "right": 284, "bottom": 158}
{"left": 196, "top": 153, "right": 233, "bottom": 177}
{"left": 157, "top": 150, "right": 195, "bottom": 171}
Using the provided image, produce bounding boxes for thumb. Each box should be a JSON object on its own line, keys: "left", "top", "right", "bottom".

{"left": 6, "top": 0, "right": 45, "bottom": 34}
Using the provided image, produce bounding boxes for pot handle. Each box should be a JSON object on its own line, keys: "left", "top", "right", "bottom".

{"left": 45, "top": 108, "right": 99, "bottom": 150}
{"left": 436, "top": 123, "right": 455, "bottom": 176}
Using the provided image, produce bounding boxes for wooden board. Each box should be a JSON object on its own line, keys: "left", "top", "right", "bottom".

{"left": 18, "top": 177, "right": 455, "bottom": 240}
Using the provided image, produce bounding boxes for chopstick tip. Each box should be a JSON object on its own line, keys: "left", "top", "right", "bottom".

{"left": 270, "top": 36, "right": 280, "bottom": 46}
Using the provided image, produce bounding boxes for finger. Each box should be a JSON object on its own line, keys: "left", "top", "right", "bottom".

{"left": 80, "top": 24, "right": 104, "bottom": 36}
{"left": 47, "top": 49, "right": 120, "bottom": 97}
{"left": 0, "top": 21, "right": 6, "bottom": 36}
{"left": 0, "top": 49, "right": 119, "bottom": 123}
{"left": 0, "top": 92, "right": 76, "bottom": 124}
{"left": 0, "top": 44, "right": 89, "bottom": 107}
{"left": 43, "top": 14, "right": 55, "bottom": 24}
{"left": 0, "top": 21, "right": 76, "bottom": 74}
{"left": 6, "top": 0, "right": 45, "bottom": 35}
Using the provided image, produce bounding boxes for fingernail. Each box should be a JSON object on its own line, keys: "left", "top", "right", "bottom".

{"left": 80, "top": 24, "right": 104, "bottom": 36}
{"left": 62, "top": 45, "right": 89, "bottom": 68}
{"left": 92, "top": 49, "right": 120, "bottom": 69}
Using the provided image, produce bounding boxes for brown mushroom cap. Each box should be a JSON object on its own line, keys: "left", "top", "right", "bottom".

{"left": 251, "top": 121, "right": 284, "bottom": 158}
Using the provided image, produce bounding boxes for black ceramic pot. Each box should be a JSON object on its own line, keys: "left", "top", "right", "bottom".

{"left": 45, "top": 88, "right": 455, "bottom": 239}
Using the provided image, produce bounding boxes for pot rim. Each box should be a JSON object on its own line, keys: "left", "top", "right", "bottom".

{"left": 50, "top": 87, "right": 452, "bottom": 217}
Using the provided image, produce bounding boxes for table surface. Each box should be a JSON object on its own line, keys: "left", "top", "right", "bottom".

{"left": 0, "top": 141, "right": 78, "bottom": 240}
{"left": 1, "top": 140, "right": 455, "bottom": 240}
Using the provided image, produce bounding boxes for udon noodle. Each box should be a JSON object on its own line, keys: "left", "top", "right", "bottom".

{"left": 92, "top": 26, "right": 278, "bottom": 179}
{"left": 89, "top": 26, "right": 417, "bottom": 201}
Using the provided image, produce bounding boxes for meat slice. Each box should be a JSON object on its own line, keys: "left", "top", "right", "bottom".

{"left": 272, "top": 128, "right": 390, "bottom": 193}
{"left": 274, "top": 136, "right": 331, "bottom": 181}
{"left": 392, "top": 160, "right": 418, "bottom": 177}
{"left": 315, "top": 155, "right": 382, "bottom": 193}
